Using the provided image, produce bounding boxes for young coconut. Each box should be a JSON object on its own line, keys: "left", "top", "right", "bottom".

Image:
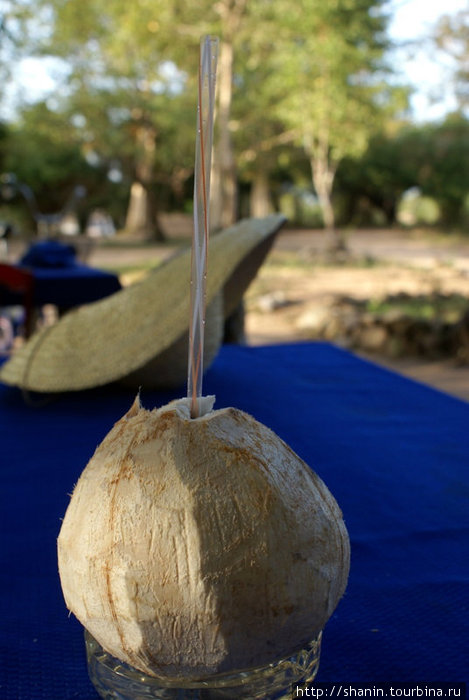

{"left": 58, "top": 396, "right": 350, "bottom": 679}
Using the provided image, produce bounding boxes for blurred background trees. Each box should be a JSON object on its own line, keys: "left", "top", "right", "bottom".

{"left": 0, "top": 0, "right": 468, "bottom": 239}
{"left": 433, "top": 8, "right": 468, "bottom": 111}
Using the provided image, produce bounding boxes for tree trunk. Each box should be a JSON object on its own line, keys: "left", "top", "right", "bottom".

{"left": 249, "top": 170, "right": 273, "bottom": 218}
{"left": 382, "top": 197, "right": 397, "bottom": 225}
{"left": 125, "top": 121, "right": 165, "bottom": 241}
{"left": 308, "top": 137, "right": 345, "bottom": 252}
{"left": 170, "top": 167, "right": 192, "bottom": 209}
{"left": 211, "top": 0, "right": 249, "bottom": 230}
{"left": 125, "top": 182, "right": 162, "bottom": 239}
{"left": 211, "top": 38, "right": 238, "bottom": 231}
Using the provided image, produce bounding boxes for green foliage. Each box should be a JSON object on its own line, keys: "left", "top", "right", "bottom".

{"left": 254, "top": 0, "right": 403, "bottom": 237}
{"left": 397, "top": 190, "right": 440, "bottom": 227}
{"left": 0, "top": 101, "right": 129, "bottom": 228}
{"left": 367, "top": 293, "right": 468, "bottom": 323}
{"left": 434, "top": 9, "right": 469, "bottom": 110}
{"left": 270, "top": 0, "right": 392, "bottom": 154}
{"left": 336, "top": 115, "right": 469, "bottom": 227}
{"left": 2, "top": 103, "right": 85, "bottom": 218}
{"left": 415, "top": 115, "right": 469, "bottom": 225}
{"left": 1, "top": 0, "right": 466, "bottom": 234}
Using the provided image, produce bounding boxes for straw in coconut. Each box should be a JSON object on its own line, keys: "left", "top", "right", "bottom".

{"left": 188, "top": 36, "right": 218, "bottom": 418}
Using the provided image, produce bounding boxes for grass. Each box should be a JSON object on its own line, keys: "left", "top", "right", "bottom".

{"left": 366, "top": 293, "right": 468, "bottom": 323}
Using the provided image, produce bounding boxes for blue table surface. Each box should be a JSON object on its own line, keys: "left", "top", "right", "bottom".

{"left": 0, "top": 262, "right": 121, "bottom": 307}
{"left": 0, "top": 342, "right": 468, "bottom": 698}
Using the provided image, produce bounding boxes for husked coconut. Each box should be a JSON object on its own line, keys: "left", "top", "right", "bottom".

{"left": 58, "top": 396, "right": 350, "bottom": 679}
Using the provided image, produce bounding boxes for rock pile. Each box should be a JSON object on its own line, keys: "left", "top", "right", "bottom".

{"left": 296, "top": 293, "right": 469, "bottom": 363}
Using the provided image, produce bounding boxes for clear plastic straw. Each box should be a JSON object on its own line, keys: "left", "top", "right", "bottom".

{"left": 187, "top": 36, "right": 219, "bottom": 418}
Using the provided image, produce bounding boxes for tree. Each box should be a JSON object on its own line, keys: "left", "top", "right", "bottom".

{"left": 26, "top": 0, "right": 201, "bottom": 240}
{"left": 207, "top": 0, "right": 247, "bottom": 229}
{"left": 416, "top": 115, "right": 469, "bottom": 226}
{"left": 1, "top": 101, "right": 100, "bottom": 231}
{"left": 230, "top": 5, "right": 301, "bottom": 219}
{"left": 336, "top": 115, "right": 469, "bottom": 228}
{"left": 0, "top": 1, "right": 38, "bottom": 109}
{"left": 335, "top": 124, "right": 415, "bottom": 226}
{"left": 151, "top": 0, "right": 260, "bottom": 229}
{"left": 434, "top": 9, "right": 469, "bottom": 111}
{"left": 266, "top": 0, "right": 399, "bottom": 249}
{"left": 16, "top": 0, "right": 259, "bottom": 234}
{"left": 3, "top": 0, "right": 408, "bottom": 242}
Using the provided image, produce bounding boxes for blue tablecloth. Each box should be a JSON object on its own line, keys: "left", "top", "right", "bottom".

{"left": 0, "top": 342, "right": 467, "bottom": 698}
{"left": 0, "top": 263, "right": 121, "bottom": 308}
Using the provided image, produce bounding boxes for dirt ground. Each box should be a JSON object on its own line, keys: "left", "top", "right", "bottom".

{"left": 244, "top": 225, "right": 469, "bottom": 403}
{"left": 7, "top": 214, "right": 469, "bottom": 402}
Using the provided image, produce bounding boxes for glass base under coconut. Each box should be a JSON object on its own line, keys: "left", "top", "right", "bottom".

{"left": 85, "top": 629, "right": 322, "bottom": 700}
